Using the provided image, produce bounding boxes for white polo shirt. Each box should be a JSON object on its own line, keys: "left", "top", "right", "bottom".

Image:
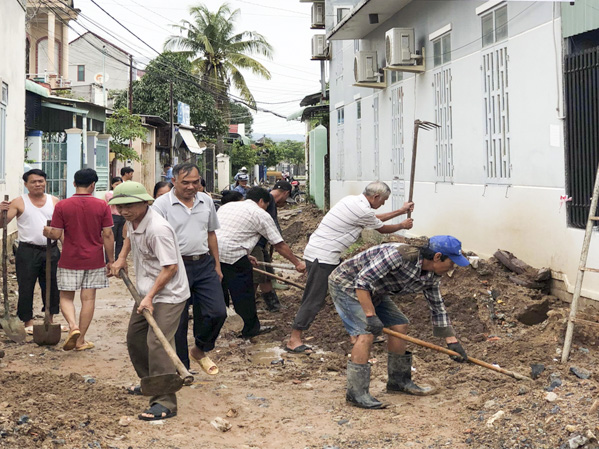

{"left": 303, "top": 194, "right": 384, "bottom": 265}
{"left": 128, "top": 208, "right": 190, "bottom": 304}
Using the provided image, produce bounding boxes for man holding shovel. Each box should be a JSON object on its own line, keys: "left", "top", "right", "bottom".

{"left": 0, "top": 169, "right": 60, "bottom": 333}
{"left": 110, "top": 182, "right": 189, "bottom": 421}
{"left": 329, "top": 236, "right": 470, "bottom": 409}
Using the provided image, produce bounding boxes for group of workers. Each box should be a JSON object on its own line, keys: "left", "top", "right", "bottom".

{"left": 1, "top": 162, "right": 471, "bottom": 420}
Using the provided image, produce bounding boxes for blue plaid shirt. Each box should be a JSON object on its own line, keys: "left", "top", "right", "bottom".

{"left": 329, "top": 243, "right": 454, "bottom": 337}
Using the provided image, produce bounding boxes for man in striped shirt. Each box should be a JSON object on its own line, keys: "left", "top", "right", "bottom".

{"left": 286, "top": 181, "right": 414, "bottom": 354}
{"left": 329, "top": 236, "right": 470, "bottom": 409}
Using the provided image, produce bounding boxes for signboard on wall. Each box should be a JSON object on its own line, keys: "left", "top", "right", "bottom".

{"left": 177, "top": 102, "right": 190, "bottom": 126}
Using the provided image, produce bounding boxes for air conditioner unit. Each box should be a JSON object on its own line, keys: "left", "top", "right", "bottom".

{"left": 354, "top": 51, "right": 379, "bottom": 83}
{"left": 385, "top": 28, "right": 415, "bottom": 66}
{"left": 311, "top": 3, "right": 325, "bottom": 28}
{"left": 311, "top": 35, "right": 327, "bottom": 59}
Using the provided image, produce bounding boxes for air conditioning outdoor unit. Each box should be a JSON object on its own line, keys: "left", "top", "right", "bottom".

{"left": 354, "top": 51, "right": 379, "bottom": 83}
{"left": 385, "top": 27, "right": 415, "bottom": 66}
{"left": 311, "top": 34, "right": 327, "bottom": 59}
{"left": 311, "top": 2, "right": 325, "bottom": 28}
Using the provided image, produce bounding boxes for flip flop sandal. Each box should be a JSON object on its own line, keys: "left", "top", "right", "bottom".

{"left": 284, "top": 344, "right": 313, "bottom": 354}
{"left": 24, "top": 326, "right": 33, "bottom": 335}
{"left": 191, "top": 354, "right": 219, "bottom": 375}
{"left": 138, "top": 403, "right": 177, "bottom": 421}
{"left": 75, "top": 341, "right": 95, "bottom": 351}
{"left": 62, "top": 330, "right": 81, "bottom": 351}
{"left": 126, "top": 385, "right": 142, "bottom": 396}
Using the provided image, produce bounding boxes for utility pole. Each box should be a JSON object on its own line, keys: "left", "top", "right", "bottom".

{"left": 102, "top": 45, "right": 106, "bottom": 107}
{"left": 170, "top": 81, "right": 174, "bottom": 162}
{"left": 128, "top": 54, "right": 133, "bottom": 113}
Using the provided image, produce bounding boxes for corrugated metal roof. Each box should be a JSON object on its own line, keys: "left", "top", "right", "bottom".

{"left": 562, "top": 0, "right": 599, "bottom": 38}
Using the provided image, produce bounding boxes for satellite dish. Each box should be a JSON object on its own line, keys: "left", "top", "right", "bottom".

{"left": 94, "top": 73, "right": 109, "bottom": 84}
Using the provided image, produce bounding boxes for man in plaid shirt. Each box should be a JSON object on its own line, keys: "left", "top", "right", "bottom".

{"left": 329, "top": 236, "right": 470, "bottom": 409}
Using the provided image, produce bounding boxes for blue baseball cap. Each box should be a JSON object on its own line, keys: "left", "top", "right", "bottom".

{"left": 428, "top": 235, "right": 470, "bottom": 267}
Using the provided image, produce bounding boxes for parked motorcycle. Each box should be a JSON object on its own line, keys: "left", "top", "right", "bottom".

{"left": 290, "top": 179, "right": 306, "bottom": 204}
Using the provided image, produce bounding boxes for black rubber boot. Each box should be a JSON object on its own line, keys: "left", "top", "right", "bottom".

{"left": 262, "top": 291, "right": 281, "bottom": 312}
{"left": 346, "top": 361, "right": 383, "bottom": 409}
{"left": 386, "top": 352, "right": 435, "bottom": 396}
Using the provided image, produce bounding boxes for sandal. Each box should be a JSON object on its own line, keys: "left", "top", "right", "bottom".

{"left": 138, "top": 403, "right": 176, "bottom": 421}
{"left": 284, "top": 344, "right": 313, "bottom": 354}
{"left": 75, "top": 341, "right": 95, "bottom": 351}
{"left": 62, "top": 329, "right": 81, "bottom": 351}
{"left": 126, "top": 385, "right": 142, "bottom": 396}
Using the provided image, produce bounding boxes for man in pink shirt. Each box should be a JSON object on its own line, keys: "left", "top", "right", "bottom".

{"left": 44, "top": 169, "right": 114, "bottom": 351}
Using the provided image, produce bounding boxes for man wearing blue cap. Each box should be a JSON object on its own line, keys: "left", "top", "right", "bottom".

{"left": 328, "top": 235, "right": 470, "bottom": 409}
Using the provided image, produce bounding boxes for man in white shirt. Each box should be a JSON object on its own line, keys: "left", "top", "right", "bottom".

{"left": 285, "top": 181, "right": 414, "bottom": 353}
{"left": 217, "top": 187, "right": 305, "bottom": 338}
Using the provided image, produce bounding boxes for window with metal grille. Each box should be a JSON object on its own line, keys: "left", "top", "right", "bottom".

{"left": 433, "top": 34, "right": 451, "bottom": 67}
{"left": 391, "top": 85, "right": 404, "bottom": 178}
{"left": 433, "top": 68, "right": 453, "bottom": 181}
{"left": 337, "top": 107, "right": 344, "bottom": 125}
{"left": 337, "top": 126, "right": 345, "bottom": 181}
{"left": 482, "top": 44, "right": 510, "bottom": 182}
{"left": 482, "top": 5, "right": 508, "bottom": 48}
{"left": 356, "top": 122, "right": 362, "bottom": 180}
{"left": 42, "top": 132, "right": 68, "bottom": 199}
{"left": 373, "top": 95, "right": 380, "bottom": 178}
{"left": 388, "top": 70, "right": 403, "bottom": 86}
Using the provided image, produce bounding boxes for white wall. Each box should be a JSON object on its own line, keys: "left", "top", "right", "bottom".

{"left": 327, "top": 1, "right": 599, "bottom": 299}
{"left": 0, "top": 0, "right": 27, "bottom": 239}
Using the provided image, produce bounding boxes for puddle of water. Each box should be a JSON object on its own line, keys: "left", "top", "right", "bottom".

{"left": 249, "top": 343, "right": 285, "bottom": 365}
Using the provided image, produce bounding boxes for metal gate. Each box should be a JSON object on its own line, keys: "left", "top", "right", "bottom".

{"left": 565, "top": 46, "right": 599, "bottom": 228}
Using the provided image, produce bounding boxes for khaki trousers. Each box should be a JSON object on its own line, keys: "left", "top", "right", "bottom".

{"left": 127, "top": 300, "right": 186, "bottom": 412}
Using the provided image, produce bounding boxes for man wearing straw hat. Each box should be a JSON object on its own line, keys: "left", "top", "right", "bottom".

{"left": 110, "top": 181, "right": 189, "bottom": 421}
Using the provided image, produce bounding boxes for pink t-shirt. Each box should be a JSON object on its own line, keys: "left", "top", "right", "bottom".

{"left": 51, "top": 194, "right": 114, "bottom": 270}
{"left": 104, "top": 191, "right": 121, "bottom": 216}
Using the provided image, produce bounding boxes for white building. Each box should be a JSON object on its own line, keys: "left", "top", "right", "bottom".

{"left": 317, "top": 0, "right": 599, "bottom": 301}
{"left": 1, "top": 0, "right": 27, "bottom": 231}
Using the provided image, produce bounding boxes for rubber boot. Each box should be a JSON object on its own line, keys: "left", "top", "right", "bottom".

{"left": 262, "top": 291, "right": 281, "bottom": 312}
{"left": 386, "top": 352, "right": 435, "bottom": 396}
{"left": 346, "top": 361, "right": 383, "bottom": 409}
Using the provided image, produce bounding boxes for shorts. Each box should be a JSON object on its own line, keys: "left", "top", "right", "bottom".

{"left": 251, "top": 245, "right": 273, "bottom": 284}
{"left": 329, "top": 281, "right": 409, "bottom": 336}
{"left": 57, "top": 267, "right": 109, "bottom": 291}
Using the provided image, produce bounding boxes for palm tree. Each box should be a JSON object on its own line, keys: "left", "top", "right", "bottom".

{"left": 165, "top": 2, "right": 273, "bottom": 113}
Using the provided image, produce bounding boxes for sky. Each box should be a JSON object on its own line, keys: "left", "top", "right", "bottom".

{"left": 69, "top": 0, "right": 322, "bottom": 137}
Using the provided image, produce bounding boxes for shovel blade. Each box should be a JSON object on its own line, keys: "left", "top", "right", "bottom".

{"left": 140, "top": 373, "right": 184, "bottom": 396}
{"left": 0, "top": 316, "right": 27, "bottom": 343}
{"left": 32, "top": 322, "right": 61, "bottom": 346}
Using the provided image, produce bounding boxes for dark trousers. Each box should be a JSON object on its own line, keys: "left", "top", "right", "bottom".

{"left": 127, "top": 300, "right": 186, "bottom": 412}
{"left": 112, "top": 215, "right": 125, "bottom": 259}
{"left": 221, "top": 256, "right": 260, "bottom": 337}
{"left": 292, "top": 259, "right": 339, "bottom": 330}
{"left": 174, "top": 256, "right": 226, "bottom": 370}
{"left": 15, "top": 243, "right": 60, "bottom": 323}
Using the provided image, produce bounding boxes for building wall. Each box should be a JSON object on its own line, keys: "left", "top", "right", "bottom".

{"left": 69, "top": 33, "right": 131, "bottom": 99}
{"left": 1, "top": 0, "right": 27, "bottom": 237}
{"left": 27, "top": 10, "right": 70, "bottom": 83}
{"left": 327, "top": 1, "right": 599, "bottom": 300}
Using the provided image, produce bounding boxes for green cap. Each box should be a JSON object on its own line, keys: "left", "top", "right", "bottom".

{"left": 108, "top": 181, "right": 154, "bottom": 205}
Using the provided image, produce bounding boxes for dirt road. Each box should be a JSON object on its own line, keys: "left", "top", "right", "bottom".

{"left": 1, "top": 205, "right": 599, "bottom": 448}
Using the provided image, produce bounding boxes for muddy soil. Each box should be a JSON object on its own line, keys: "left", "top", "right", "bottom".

{"left": 1, "top": 204, "right": 599, "bottom": 449}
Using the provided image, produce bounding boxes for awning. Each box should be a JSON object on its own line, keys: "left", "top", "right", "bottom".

{"left": 177, "top": 128, "right": 205, "bottom": 154}
{"left": 26, "top": 80, "right": 50, "bottom": 98}
{"left": 287, "top": 105, "right": 329, "bottom": 122}
{"left": 41, "top": 101, "right": 88, "bottom": 115}
{"left": 287, "top": 108, "right": 305, "bottom": 121}
{"left": 327, "top": 0, "right": 412, "bottom": 41}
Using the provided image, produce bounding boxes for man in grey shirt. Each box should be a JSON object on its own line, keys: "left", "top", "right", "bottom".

{"left": 152, "top": 163, "right": 225, "bottom": 376}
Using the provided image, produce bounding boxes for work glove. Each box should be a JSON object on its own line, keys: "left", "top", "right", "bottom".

{"left": 365, "top": 315, "right": 384, "bottom": 336}
{"left": 447, "top": 342, "right": 468, "bottom": 363}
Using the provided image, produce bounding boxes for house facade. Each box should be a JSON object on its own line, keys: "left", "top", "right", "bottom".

{"left": 319, "top": 0, "right": 599, "bottom": 300}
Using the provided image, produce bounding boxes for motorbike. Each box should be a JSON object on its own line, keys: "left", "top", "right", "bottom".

{"left": 289, "top": 179, "right": 306, "bottom": 204}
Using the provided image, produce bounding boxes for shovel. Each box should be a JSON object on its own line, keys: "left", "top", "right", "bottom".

{"left": 119, "top": 269, "right": 194, "bottom": 396}
{"left": 0, "top": 195, "right": 26, "bottom": 343}
{"left": 407, "top": 120, "right": 440, "bottom": 219}
{"left": 33, "top": 221, "right": 61, "bottom": 346}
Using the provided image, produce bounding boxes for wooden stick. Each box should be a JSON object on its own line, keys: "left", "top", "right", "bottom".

{"left": 252, "top": 267, "right": 305, "bottom": 289}
{"left": 257, "top": 261, "right": 296, "bottom": 270}
{"left": 120, "top": 270, "right": 194, "bottom": 385}
{"left": 382, "top": 328, "right": 532, "bottom": 381}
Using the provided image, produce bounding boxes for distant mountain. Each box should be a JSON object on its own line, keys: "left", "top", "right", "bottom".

{"left": 260, "top": 134, "right": 305, "bottom": 142}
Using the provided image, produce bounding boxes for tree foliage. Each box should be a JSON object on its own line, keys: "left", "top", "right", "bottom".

{"left": 276, "top": 140, "right": 305, "bottom": 165}
{"left": 106, "top": 108, "right": 147, "bottom": 162}
{"left": 230, "top": 141, "right": 257, "bottom": 174}
{"left": 114, "top": 52, "right": 227, "bottom": 138}
{"left": 229, "top": 101, "right": 254, "bottom": 137}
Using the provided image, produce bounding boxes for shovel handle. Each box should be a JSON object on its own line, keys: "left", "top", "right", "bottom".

{"left": 2, "top": 195, "right": 8, "bottom": 313}
{"left": 382, "top": 328, "right": 532, "bottom": 381}
{"left": 256, "top": 261, "right": 296, "bottom": 270}
{"left": 44, "top": 220, "right": 52, "bottom": 324}
{"left": 119, "top": 269, "right": 193, "bottom": 385}
{"left": 252, "top": 267, "right": 305, "bottom": 289}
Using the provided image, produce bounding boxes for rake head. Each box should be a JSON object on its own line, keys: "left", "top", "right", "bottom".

{"left": 415, "top": 120, "right": 440, "bottom": 130}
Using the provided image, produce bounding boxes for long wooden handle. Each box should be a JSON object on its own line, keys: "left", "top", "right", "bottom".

{"left": 119, "top": 269, "right": 193, "bottom": 385}
{"left": 407, "top": 123, "right": 420, "bottom": 219}
{"left": 382, "top": 328, "right": 532, "bottom": 381}
{"left": 257, "top": 261, "right": 296, "bottom": 270}
{"left": 2, "top": 195, "right": 8, "bottom": 313}
{"left": 252, "top": 267, "right": 305, "bottom": 289}
{"left": 45, "top": 220, "right": 52, "bottom": 324}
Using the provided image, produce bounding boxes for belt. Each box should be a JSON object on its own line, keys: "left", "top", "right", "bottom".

{"left": 20, "top": 241, "right": 58, "bottom": 251}
{"left": 181, "top": 253, "right": 209, "bottom": 262}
